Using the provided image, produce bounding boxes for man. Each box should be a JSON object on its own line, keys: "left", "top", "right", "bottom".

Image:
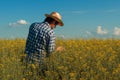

{"left": 24, "top": 12, "right": 64, "bottom": 64}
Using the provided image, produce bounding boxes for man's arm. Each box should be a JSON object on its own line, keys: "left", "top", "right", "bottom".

{"left": 46, "top": 32, "right": 56, "bottom": 57}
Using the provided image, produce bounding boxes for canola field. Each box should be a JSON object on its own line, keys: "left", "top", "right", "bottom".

{"left": 0, "top": 39, "right": 120, "bottom": 80}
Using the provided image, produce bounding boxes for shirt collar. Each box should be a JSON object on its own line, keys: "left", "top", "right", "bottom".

{"left": 44, "top": 22, "right": 50, "bottom": 27}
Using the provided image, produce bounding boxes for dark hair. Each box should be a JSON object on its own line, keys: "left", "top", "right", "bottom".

{"left": 44, "top": 17, "right": 56, "bottom": 24}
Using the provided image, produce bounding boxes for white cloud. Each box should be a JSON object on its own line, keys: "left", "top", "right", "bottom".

{"left": 113, "top": 27, "right": 120, "bottom": 36}
{"left": 97, "top": 26, "right": 108, "bottom": 35}
{"left": 17, "top": 20, "right": 28, "bottom": 25}
{"left": 9, "top": 23, "right": 18, "bottom": 27}
{"left": 61, "top": 35, "right": 65, "bottom": 39}
{"left": 57, "top": 35, "right": 65, "bottom": 39}
{"left": 86, "top": 31, "right": 92, "bottom": 35}
{"left": 71, "top": 11, "right": 87, "bottom": 14}
{"left": 9, "top": 19, "right": 29, "bottom": 27}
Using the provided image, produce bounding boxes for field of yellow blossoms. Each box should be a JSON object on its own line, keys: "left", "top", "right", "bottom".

{"left": 0, "top": 39, "right": 120, "bottom": 80}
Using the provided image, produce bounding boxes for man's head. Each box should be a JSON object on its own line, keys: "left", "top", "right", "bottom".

{"left": 44, "top": 17, "right": 59, "bottom": 29}
{"left": 44, "top": 12, "right": 64, "bottom": 29}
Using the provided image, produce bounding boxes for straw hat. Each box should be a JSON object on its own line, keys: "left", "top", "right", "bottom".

{"left": 45, "top": 12, "right": 64, "bottom": 26}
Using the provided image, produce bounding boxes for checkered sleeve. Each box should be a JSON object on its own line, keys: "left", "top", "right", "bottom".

{"left": 46, "top": 30, "right": 56, "bottom": 55}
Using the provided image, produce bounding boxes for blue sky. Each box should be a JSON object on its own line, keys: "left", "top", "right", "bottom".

{"left": 0, "top": 0, "right": 120, "bottom": 39}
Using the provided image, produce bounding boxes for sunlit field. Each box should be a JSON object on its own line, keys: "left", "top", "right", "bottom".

{"left": 0, "top": 39, "right": 120, "bottom": 80}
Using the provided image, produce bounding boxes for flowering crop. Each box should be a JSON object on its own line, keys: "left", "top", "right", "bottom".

{"left": 0, "top": 39, "right": 120, "bottom": 80}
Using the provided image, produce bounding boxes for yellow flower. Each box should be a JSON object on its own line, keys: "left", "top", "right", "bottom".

{"left": 45, "top": 71, "right": 51, "bottom": 76}
{"left": 22, "top": 78, "right": 26, "bottom": 80}
{"left": 7, "top": 75, "right": 11, "bottom": 77}
{"left": 58, "top": 66, "right": 64, "bottom": 70}
{"left": 80, "top": 78, "right": 85, "bottom": 80}
{"left": 0, "top": 64, "right": 4, "bottom": 68}
{"left": 101, "top": 67, "right": 107, "bottom": 72}
{"left": 28, "top": 71, "right": 32, "bottom": 75}
{"left": 69, "top": 72, "right": 76, "bottom": 78}
{"left": 31, "top": 64, "right": 36, "bottom": 69}
{"left": 79, "top": 57, "right": 83, "bottom": 60}
{"left": 118, "top": 64, "right": 120, "bottom": 68}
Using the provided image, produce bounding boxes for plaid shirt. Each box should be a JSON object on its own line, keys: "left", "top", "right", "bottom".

{"left": 25, "top": 22, "right": 55, "bottom": 63}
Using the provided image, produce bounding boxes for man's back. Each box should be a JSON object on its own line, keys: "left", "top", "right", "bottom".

{"left": 25, "top": 22, "right": 55, "bottom": 55}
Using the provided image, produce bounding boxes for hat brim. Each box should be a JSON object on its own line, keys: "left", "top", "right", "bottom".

{"left": 45, "top": 14, "right": 64, "bottom": 26}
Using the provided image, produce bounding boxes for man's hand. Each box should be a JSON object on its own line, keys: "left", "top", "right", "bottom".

{"left": 56, "top": 46, "right": 65, "bottom": 52}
